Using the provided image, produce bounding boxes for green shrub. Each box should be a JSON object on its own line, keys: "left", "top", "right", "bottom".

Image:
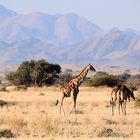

{"left": 88, "top": 74, "right": 123, "bottom": 87}
{"left": 54, "top": 72, "right": 73, "bottom": 86}
{"left": 119, "top": 73, "right": 131, "bottom": 81}
{"left": 87, "top": 74, "right": 123, "bottom": 87}
{"left": 125, "top": 74, "right": 140, "bottom": 90}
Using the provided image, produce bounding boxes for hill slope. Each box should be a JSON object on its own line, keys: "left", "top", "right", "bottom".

{"left": 0, "top": 5, "right": 140, "bottom": 67}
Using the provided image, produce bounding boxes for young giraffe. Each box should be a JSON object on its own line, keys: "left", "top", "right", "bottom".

{"left": 56, "top": 64, "right": 96, "bottom": 115}
{"left": 110, "top": 84, "right": 122, "bottom": 115}
{"left": 110, "top": 85, "right": 135, "bottom": 115}
{"left": 118, "top": 85, "right": 135, "bottom": 115}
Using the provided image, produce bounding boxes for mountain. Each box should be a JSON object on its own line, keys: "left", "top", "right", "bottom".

{"left": 0, "top": 5, "right": 140, "bottom": 67}
{"left": 0, "top": 5, "right": 17, "bottom": 20}
{"left": 0, "top": 11, "right": 102, "bottom": 43}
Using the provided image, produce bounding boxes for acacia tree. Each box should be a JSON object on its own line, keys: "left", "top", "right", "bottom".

{"left": 6, "top": 60, "right": 61, "bottom": 87}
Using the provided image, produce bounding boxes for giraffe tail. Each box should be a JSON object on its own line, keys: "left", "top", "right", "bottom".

{"left": 55, "top": 91, "right": 59, "bottom": 106}
{"left": 55, "top": 100, "right": 59, "bottom": 105}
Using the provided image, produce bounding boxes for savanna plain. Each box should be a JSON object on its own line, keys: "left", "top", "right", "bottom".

{"left": 0, "top": 86, "right": 140, "bottom": 140}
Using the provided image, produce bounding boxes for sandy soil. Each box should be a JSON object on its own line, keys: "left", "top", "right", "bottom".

{"left": 0, "top": 86, "right": 140, "bottom": 140}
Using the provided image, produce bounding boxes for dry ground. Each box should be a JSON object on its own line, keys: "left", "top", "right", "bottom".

{"left": 0, "top": 86, "right": 140, "bottom": 140}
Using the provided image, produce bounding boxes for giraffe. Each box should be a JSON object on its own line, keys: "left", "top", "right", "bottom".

{"left": 118, "top": 85, "right": 135, "bottom": 115}
{"left": 110, "top": 85, "right": 135, "bottom": 115}
{"left": 110, "top": 84, "right": 122, "bottom": 115}
{"left": 56, "top": 64, "right": 96, "bottom": 115}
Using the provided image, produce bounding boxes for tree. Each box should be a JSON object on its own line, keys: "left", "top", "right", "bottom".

{"left": 6, "top": 60, "right": 61, "bottom": 87}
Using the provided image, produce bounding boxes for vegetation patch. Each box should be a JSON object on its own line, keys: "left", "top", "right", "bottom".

{"left": 64, "top": 119, "right": 81, "bottom": 126}
{"left": 98, "top": 128, "right": 128, "bottom": 137}
{"left": 0, "top": 129, "right": 15, "bottom": 138}
{"left": 87, "top": 74, "right": 123, "bottom": 87}
{"left": 135, "top": 91, "right": 140, "bottom": 108}
{"left": 14, "top": 85, "right": 27, "bottom": 91}
{"left": 135, "top": 98, "right": 140, "bottom": 108}
{"left": 8, "top": 117, "right": 27, "bottom": 133}
{"left": 39, "top": 92, "right": 45, "bottom": 96}
{"left": 0, "top": 99, "right": 8, "bottom": 107}
{"left": 0, "top": 86, "right": 8, "bottom": 92}
{"left": 104, "top": 119, "right": 118, "bottom": 125}
{"left": 0, "top": 100, "right": 16, "bottom": 108}
{"left": 76, "top": 110, "right": 84, "bottom": 114}
{"left": 6, "top": 60, "right": 61, "bottom": 87}
{"left": 125, "top": 74, "right": 140, "bottom": 90}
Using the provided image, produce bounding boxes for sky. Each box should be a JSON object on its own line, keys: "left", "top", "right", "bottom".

{"left": 0, "top": 0, "right": 139, "bottom": 31}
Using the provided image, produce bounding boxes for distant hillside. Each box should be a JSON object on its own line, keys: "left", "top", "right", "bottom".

{"left": 0, "top": 5, "right": 140, "bottom": 67}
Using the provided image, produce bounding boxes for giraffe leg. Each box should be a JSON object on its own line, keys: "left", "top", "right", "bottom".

{"left": 74, "top": 95, "right": 77, "bottom": 114}
{"left": 60, "top": 95, "right": 65, "bottom": 115}
{"left": 124, "top": 100, "right": 127, "bottom": 115}
{"left": 69, "top": 95, "right": 77, "bottom": 114}
{"left": 110, "top": 97, "right": 115, "bottom": 115}
{"left": 118, "top": 102, "right": 121, "bottom": 115}
{"left": 69, "top": 88, "right": 79, "bottom": 115}
{"left": 121, "top": 102, "right": 124, "bottom": 114}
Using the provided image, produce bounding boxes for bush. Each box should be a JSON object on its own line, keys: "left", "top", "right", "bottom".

{"left": 0, "top": 86, "right": 7, "bottom": 92}
{"left": 98, "top": 128, "right": 128, "bottom": 137}
{"left": 96, "top": 71, "right": 108, "bottom": 76}
{"left": 65, "top": 69, "right": 73, "bottom": 73}
{"left": 54, "top": 72, "right": 73, "bottom": 86}
{"left": 119, "top": 73, "right": 131, "bottom": 81}
{"left": 0, "top": 100, "right": 8, "bottom": 107}
{"left": 87, "top": 74, "right": 123, "bottom": 87}
{"left": 125, "top": 74, "right": 140, "bottom": 90}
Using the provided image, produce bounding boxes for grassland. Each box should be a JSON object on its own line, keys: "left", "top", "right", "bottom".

{"left": 0, "top": 86, "right": 140, "bottom": 140}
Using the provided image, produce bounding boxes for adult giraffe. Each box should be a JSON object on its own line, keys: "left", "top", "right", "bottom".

{"left": 56, "top": 64, "right": 96, "bottom": 115}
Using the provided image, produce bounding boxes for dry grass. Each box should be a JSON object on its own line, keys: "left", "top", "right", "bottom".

{"left": 0, "top": 86, "right": 140, "bottom": 139}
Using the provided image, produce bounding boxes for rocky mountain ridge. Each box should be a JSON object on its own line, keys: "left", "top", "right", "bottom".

{"left": 0, "top": 5, "right": 140, "bottom": 67}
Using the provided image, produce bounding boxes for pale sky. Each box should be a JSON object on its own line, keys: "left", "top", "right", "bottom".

{"left": 0, "top": 0, "right": 139, "bottom": 30}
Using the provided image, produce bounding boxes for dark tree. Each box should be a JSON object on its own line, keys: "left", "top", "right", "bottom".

{"left": 6, "top": 60, "right": 61, "bottom": 87}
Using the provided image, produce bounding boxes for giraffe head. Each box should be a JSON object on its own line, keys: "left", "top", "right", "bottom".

{"left": 88, "top": 64, "right": 96, "bottom": 72}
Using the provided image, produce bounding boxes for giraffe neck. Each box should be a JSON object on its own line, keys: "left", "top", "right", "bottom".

{"left": 72, "top": 65, "right": 90, "bottom": 86}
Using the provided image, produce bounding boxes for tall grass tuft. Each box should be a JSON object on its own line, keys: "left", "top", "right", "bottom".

{"left": 98, "top": 128, "right": 129, "bottom": 138}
